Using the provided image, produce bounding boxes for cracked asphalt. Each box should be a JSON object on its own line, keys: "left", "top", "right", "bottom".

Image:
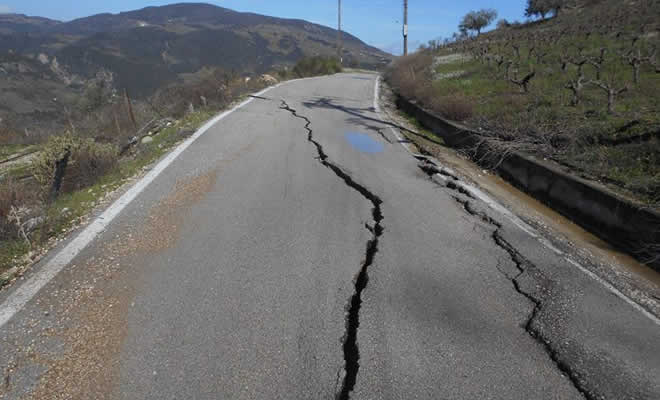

{"left": 0, "top": 73, "right": 659, "bottom": 399}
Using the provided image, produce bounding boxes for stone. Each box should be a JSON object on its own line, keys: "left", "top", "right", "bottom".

{"left": 141, "top": 136, "right": 154, "bottom": 144}
{"left": 260, "top": 74, "right": 278, "bottom": 85}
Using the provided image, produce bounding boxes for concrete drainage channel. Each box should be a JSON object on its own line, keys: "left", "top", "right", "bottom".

{"left": 395, "top": 94, "right": 660, "bottom": 271}
{"left": 278, "top": 100, "right": 384, "bottom": 400}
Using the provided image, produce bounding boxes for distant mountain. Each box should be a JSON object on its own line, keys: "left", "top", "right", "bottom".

{"left": 0, "top": 14, "right": 61, "bottom": 34}
{"left": 0, "top": 3, "right": 391, "bottom": 135}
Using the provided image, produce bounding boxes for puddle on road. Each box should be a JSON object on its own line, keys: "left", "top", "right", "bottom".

{"left": 345, "top": 132, "right": 384, "bottom": 154}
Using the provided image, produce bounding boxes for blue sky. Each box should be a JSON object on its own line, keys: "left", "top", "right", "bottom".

{"left": 0, "top": 1, "right": 528, "bottom": 54}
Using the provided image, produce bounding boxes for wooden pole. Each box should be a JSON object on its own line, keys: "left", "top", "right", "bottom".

{"left": 403, "top": 0, "right": 408, "bottom": 56}
{"left": 337, "top": 0, "right": 342, "bottom": 64}
{"left": 123, "top": 89, "right": 138, "bottom": 130}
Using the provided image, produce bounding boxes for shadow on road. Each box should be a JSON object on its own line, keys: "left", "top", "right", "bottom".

{"left": 301, "top": 97, "right": 444, "bottom": 146}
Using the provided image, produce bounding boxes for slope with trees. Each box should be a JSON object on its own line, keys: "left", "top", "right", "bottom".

{"left": 387, "top": 0, "right": 659, "bottom": 209}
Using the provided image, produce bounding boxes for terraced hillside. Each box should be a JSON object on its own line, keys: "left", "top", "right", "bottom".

{"left": 387, "top": 0, "right": 659, "bottom": 205}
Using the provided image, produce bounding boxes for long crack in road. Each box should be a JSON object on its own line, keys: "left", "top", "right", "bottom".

{"left": 279, "top": 100, "right": 384, "bottom": 400}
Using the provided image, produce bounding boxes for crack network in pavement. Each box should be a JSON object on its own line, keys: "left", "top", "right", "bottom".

{"left": 279, "top": 100, "right": 384, "bottom": 400}
{"left": 420, "top": 162, "right": 592, "bottom": 400}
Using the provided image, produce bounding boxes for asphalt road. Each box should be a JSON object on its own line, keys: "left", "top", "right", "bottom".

{"left": 0, "top": 73, "right": 658, "bottom": 399}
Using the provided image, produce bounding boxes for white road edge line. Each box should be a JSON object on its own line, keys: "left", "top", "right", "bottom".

{"left": 372, "top": 76, "right": 660, "bottom": 326}
{"left": 0, "top": 78, "right": 308, "bottom": 328}
{"left": 373, "top": 76, "right": 413, "bottom": 154}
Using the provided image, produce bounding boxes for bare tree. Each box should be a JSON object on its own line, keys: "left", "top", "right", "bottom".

{"left": 591, "top": 80, "right": 628, "bottom": 114}
{"left": 535, "top": 48, "right": 549, "bottom": 64}
{"left": 564, "top": 73, "right": 589, "bottom": 106}
{"left": 569, "top": 56, "right": 588, "bottom": 75}
{"left": 622, "top": 47, "right": 644, "bottom": 84}
{"left": 587, "top": 47, "right": 607, "bottom": 80}
{"left": 503, "top": 60, "right": 514, "bottom": 79}
{"left": 509, "top": 68, "right": 536, "bottom": 93}
{"left": 511, "top": 43, "right": 521, "bottom": 61}
{"left": 648, "top": 46, "right": 660, "bottom": 73}
{"left": 559, "top": 53, "right": 571, "bottom": 73}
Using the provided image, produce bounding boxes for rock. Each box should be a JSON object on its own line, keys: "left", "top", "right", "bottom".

{"left": 23, "top": 216, "right": 44, "bottom": 233}
{"left": 431, "top": 174, "right": 449, "bottom": 186}
{"left": 60, "top": 207, "right": 71, "bottom": 216}
{"left": 178, "top": 129, "right": 194, "bottom": 138}
{"left": 439, "top": 167, "right": 457, "bottom": 179}
{"left": 260, "top": 74, "right": 278, "bottom": 85}
{"left": 141, "top": 136, "right": 154, "bottom": 144}
{"left": 0, "top": 266, "right": 19, "bottom": 283}
{"left": 119, "top": 136, "right": 139, "bottom": 156}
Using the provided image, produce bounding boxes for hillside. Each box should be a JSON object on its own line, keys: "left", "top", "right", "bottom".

{"left": 387, "top": 0, "right": 659, "bottom": 206}
{"left": 0, "top": 14, "right": 60, "bottom": 34}
{"left": 0, "top": 3, "right": 390, "bottom": 138}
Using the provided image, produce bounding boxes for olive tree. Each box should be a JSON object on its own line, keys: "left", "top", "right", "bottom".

{"left": 459, "top": 9, "right": 498, "bottom": 36}
{"left": 525, "top": 0, "right": 564, "bottom": 20}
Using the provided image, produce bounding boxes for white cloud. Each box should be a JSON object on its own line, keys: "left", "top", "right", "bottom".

{"left": 0, "top": 5, "right": 11, "bottom": 14}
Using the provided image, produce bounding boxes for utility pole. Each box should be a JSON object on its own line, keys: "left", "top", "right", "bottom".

{"left": 337, "top": 0, "right": 342, "bottom": 64}
{"left": 403, "top": 0, "right": 408, "bottom": 56}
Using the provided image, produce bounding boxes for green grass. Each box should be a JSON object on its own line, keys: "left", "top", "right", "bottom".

{"left": 401, "top": 113, "right": 446, "bottom": 145}
{"left": 387, "top": 2, "right": 660, "bottom": 205}
{"left": 0, "top": 144, "right": 37, "bottom": 160}
{"left": 426, "top": 40, "right": 660, "bottom": 137}
{"left": 0, "top": 239, "right": 30, "bottom": 283}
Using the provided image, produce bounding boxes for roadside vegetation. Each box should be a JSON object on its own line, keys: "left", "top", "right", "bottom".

{"left": 385, "top": 0, "right": 660, "bottom": 206}
{"left": 278, "top": 56, "right": 343, "bottom": 79}
{"left": 0, "top": 56, "right": 341, "bottom": 283}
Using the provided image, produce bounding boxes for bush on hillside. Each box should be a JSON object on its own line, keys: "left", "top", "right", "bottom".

{"left": 31, "top": 133, "right": 118, "bottom": 196}
{"left": 292, "top": 56, "right": 343, "bottom": 78}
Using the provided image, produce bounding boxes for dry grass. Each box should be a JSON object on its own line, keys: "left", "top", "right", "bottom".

{"left": 0, "top": 178, "right": 34, "bottom": 241}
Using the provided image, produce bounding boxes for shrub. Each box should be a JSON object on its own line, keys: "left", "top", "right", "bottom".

{"left": 430, "top": 96, "right": 474, "bottom": 121}
{"left": 31, "top": 133, "right": 118, "bottom": 195}
{"left": 31, "top": 133, "right": 79, "bottom": 192}
{"left": 386, "top": 52, "right": 434, "bottom": 100}
{"left": 0, "top": 178, "right": 33, "bottom": 241}
{"left": 62, "top": 140, "right": 118, "bottom": 191}
{"left": 292, "top": 56, "right": 343, "bottom": 78}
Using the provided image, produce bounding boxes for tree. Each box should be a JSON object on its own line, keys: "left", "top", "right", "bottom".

{"left": 496, "top": 19, "right": 510, "bottom": 29}
{"left": 525, "top": 0, "right": 564, "bottom": 20}
{"left": 459, "top": 9, "right": 498, "bottom": 36}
